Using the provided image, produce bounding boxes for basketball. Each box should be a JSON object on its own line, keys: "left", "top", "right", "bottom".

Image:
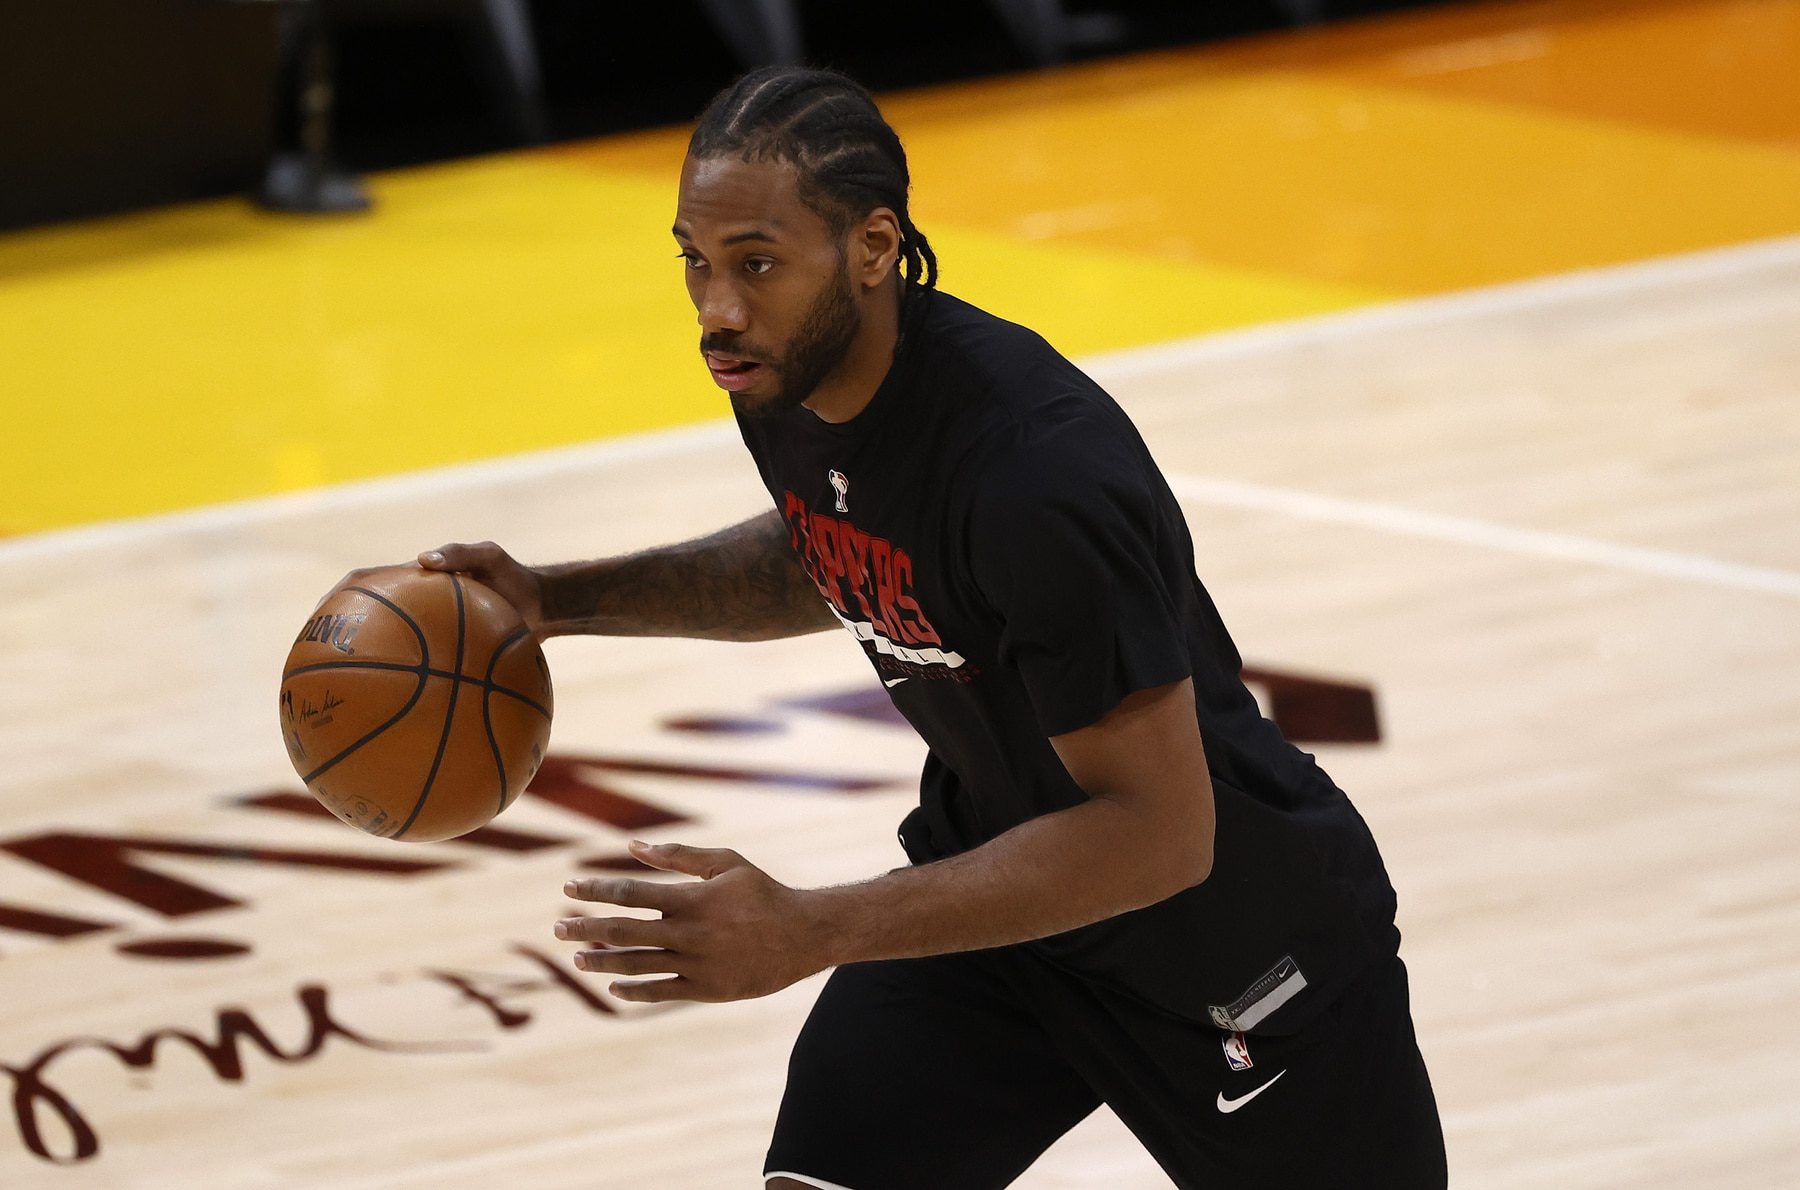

{"left": 279, "top": 565, "right": 553, "bottom": 842}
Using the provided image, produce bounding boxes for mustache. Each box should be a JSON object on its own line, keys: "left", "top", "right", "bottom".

{"left": 699, "top": 334, "right": 771, "bottom": 363}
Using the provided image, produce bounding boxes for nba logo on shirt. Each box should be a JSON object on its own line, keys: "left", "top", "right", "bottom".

{"left": 1221, "top": 1031, "right": 1253, "bottom": 1071}
{"left": 828, "top": 469, "right": 849, "bottom": 513}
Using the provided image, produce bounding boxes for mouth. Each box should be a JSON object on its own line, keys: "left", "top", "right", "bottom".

{"left": 705, "top": 351, "right": 767, "bottom": 392}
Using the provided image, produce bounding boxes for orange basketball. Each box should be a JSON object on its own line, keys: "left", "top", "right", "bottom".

{"left": 279, "top": 565, "right": 553, "bottom": 842}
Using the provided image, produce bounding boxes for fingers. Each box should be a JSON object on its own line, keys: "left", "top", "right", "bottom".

{"left": 564, "top": 876, "right": 689, "bottom": 911}
{"left": 418, "top": 540, "right": 509, "bottom": 573}
{"left": 607, "top": 976, "right": 696, "bottom": 1004}
{"left": 627, "top": 839, "right": 745, "bottom": 879}
{"left": 554, "top": 915, "right": 663, "bottom": 947}
{"left": 571, "top": 947, "right": 681, "bottom": 977}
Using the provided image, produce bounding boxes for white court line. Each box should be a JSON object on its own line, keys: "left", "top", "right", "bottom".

{"left": 1165, "top": 474, "right": 1800, "bottom": 599}
{"left": 5, "top": 233, "right": 1798, "bottom": 592}
{"left": 0, "top": 418, "right": 742, "bottom": 564}
{"left": 1079, "top": 232, "right": 1800, "bottom": 383}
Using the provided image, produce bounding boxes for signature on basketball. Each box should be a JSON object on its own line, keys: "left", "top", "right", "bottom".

{"left": 300, "top": 690, "right": 346, "bottom": 726}
{"left": 0, "top": 944, "right": 657, "bottom": 1165}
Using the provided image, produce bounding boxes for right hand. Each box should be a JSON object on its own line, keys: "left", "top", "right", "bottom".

{"left": 416, "top": 541, "right": 550, "bottom": 638}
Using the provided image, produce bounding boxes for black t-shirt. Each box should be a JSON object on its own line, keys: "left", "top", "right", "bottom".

{"left": 735, "top": 289, "right": 1398, "bottom": 1033}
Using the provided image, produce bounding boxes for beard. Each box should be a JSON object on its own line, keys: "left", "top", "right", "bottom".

{"left": 707, "top": 269, "right": 862, "bottom": 419}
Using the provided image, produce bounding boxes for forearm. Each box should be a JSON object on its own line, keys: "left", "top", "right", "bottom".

{"left": 803, "top": 789, "right": 1213, "bottom": 966}
{"left": 536, "top": 511, "right": 838, "bottom": 642}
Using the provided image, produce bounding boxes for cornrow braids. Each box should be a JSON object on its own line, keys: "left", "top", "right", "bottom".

{"left": 690, "top": 67, "right": 939, "bottom": 291}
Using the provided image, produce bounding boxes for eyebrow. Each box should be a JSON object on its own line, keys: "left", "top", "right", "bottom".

{"left": 671, "top": 224, "right": 780, "bottom": 246}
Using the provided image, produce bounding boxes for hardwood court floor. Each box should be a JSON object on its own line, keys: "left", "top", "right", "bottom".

{"left": 1, "top": 236, "right": 1796, "bottom": 1187}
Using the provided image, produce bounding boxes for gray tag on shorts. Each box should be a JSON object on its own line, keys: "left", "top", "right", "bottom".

{"left": 1207, "top": 955, "right": 1308, "bottom": 1032}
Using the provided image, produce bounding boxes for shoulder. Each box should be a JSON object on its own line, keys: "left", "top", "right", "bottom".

{"left": 916, "top": 292, "right": 1148, "bottom": 496}
{"left": 915, "top": 290, "right": 1085, "bottom": 405}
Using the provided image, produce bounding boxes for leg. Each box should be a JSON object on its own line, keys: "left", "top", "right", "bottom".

{"left": 764, "top": 950, "right": 1103, "bottom": 1190}
{"left": 1271, "top": 954, "right": 1446, "bottom": 1186}
{"left": 1015, "top": 949, "right": 1446, "bottom": 1189}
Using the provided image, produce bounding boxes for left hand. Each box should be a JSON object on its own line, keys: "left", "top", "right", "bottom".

{"left": 556, "top": 840, "right": 828, "bottom": 1004}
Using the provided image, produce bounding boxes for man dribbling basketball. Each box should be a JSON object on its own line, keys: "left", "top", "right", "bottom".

{"left": 413, "top": 67, "right": 1447, "bottom": 1189}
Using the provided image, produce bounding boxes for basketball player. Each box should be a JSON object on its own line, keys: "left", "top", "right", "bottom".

{"left": 407, "top": 67, "right": 1447, "bottom": 1189}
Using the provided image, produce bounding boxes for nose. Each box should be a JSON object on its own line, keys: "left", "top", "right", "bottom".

{"left": 696, "top": 276, "right": 749, "bottom": 336}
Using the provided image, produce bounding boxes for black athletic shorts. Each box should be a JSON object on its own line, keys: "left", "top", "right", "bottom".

{"left": 764, "top": 942, "right": 1445, "bottom": 1189}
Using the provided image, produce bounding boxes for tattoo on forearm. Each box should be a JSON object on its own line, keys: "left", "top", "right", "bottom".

{"left": 538, "top": 512, "right": 838, "bottom": 642}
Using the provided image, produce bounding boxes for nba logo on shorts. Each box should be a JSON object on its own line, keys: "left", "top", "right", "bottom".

{"left": 1221, "top": 1031, "right": 1253, "bottom": 1071}
{"left": 829, "top": 469, "right": 849, "bottom": 513}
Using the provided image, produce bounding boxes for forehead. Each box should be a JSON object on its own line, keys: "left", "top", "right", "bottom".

{"left": 675, "top": 154, "right": 829, "bottom": 240}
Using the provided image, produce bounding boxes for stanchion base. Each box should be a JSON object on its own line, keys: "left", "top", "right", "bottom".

{"left": 256, "top": 152, "right": 372, "bottom": 214}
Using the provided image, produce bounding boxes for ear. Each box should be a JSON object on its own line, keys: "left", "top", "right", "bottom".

{"left": 853, "top": 207, "right": 904, "bottom": 289}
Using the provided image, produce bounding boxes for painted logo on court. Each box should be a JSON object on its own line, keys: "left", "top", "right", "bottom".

{"left": 0, "top": 674, "right": 1377, "bottom": 1167}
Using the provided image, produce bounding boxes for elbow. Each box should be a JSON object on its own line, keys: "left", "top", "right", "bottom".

{"left": 1192, "top": 844, "right": 1214, "bottom": 889}
{"left": 1178, "top": 836, "right": 1213, "bottom": 892}
{"left": 1139, "top": 823, "right": 1212, "bottom": 906}
{"left": 1166, "top": 810, "right": 1215, "bottom": 895}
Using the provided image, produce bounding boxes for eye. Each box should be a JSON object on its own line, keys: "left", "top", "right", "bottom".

{"left": 744, "top": 257, "right": 775, "bottom": 276}
{"left": 677, "top": 250, "right": 705, "bottom": 270}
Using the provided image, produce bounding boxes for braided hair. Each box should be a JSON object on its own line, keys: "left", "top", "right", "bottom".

{"left": 689, "top": 67, "right": 938, "bottom": 291}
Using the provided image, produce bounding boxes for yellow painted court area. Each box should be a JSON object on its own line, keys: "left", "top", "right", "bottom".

{"left": 4, "top": 0, "right": 1800, "bottom": 535}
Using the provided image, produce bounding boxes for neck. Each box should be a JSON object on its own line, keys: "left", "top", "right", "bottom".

{"left": 802, "top": 275, "right": 905, "bottom": 425}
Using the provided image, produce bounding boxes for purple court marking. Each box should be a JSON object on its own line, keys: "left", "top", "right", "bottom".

{"left": 777, "top": 687, "right": 909, "bottom": 727}
{"left": 661, "top": 715, "right": 785, "bottom": 735}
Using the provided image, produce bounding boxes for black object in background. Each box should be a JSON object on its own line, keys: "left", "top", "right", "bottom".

{"left": 329, "top": 0, "right": 1441, "bottom": 172}
{"left": 0, "top": 0, "right": 1443, "bottom": 232}
{"left": 0, "top": 1, "right": 279, "bottom": 233}
{"left": 259, "top": 0, "right": 371, "bottom": 213}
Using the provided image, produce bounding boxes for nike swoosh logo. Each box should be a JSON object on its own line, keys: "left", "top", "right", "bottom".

{"left": 1216, "top": 1070, "right": 1285, "bottom": 1114}
{"left": 883, "top": 677, "right": 910, "bottom": 687}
